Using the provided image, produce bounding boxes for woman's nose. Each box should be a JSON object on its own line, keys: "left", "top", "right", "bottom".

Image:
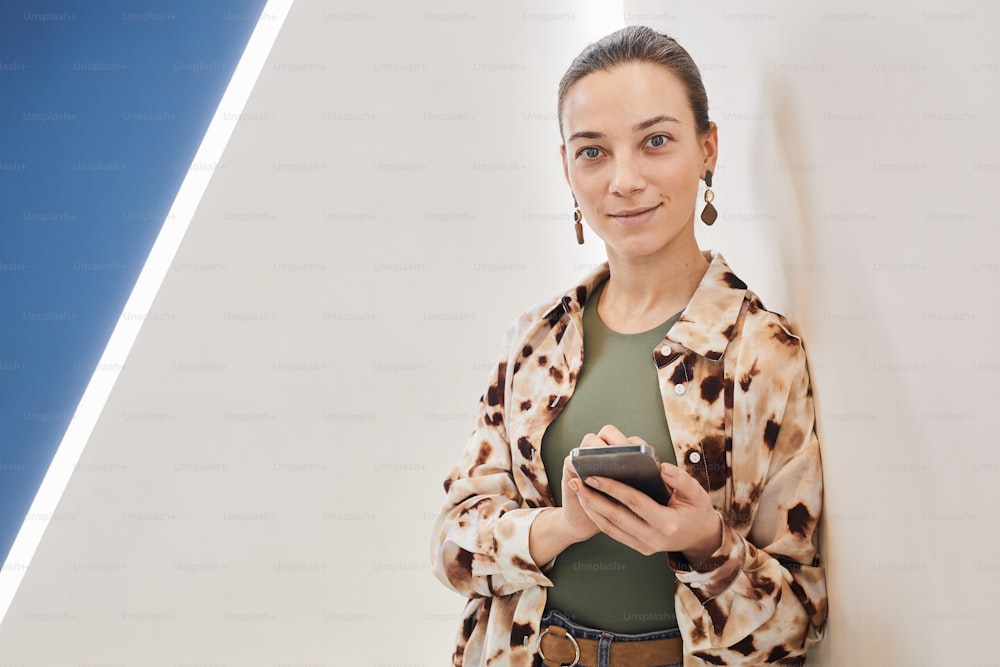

{"left": 609, "top": 155, "right": 646, "bottom": 195}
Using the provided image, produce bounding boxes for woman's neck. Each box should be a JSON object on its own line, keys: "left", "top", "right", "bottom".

{"left": 597, "top": 238, "right": 709, "bottom": 334}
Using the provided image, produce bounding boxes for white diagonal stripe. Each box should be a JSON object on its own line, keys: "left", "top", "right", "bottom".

{"left": 0, "top": 0, "right": 295, "bottom": 626}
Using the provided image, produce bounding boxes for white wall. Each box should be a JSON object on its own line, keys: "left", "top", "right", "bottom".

{"left": 0, "top": 1, "right": 622, "bottom": 665}
{"left": 623, "top": 1, "right": 1000, "bottom": 664}
{"left": 0, "top": 1, "right": 996, "bottom": 665}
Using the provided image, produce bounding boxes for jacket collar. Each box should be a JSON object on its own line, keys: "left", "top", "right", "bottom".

{"left": 551, "top": 249, "right": 747, "bottom": 361}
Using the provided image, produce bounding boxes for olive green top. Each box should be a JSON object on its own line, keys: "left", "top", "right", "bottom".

{"left": 541, "top": 278, "right": 681, "bottom": 633}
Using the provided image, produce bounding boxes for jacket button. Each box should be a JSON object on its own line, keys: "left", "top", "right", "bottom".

{"left": 688, "top": 451, "right": 702, "bottom": 464}
{"left": 673, "top": 383, "right": 686, "bottom": 395}
{"left": 660, "top": 345, "right": 671, "bottom": 356}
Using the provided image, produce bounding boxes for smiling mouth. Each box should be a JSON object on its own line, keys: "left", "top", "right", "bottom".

{"left": 609, "top": 204, "right": 660, "bottom": 220}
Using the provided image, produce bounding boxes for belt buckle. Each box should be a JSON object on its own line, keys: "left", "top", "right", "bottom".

{"left": 537, "top": 626, "right": 580, "bottom": 667}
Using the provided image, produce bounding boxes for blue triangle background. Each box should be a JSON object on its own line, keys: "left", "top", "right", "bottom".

{"left": 0, "top": 1, "right": 268, "bottom": 567}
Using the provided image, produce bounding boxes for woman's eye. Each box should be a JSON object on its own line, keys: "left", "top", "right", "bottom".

{"left": 646, "top": 134, "right": 669, "bottom": 148}
{"left": 581, "top": 147, "right": 601, "bottom": 159}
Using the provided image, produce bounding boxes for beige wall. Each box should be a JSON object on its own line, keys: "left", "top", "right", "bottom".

{"left": 622, "top": 1, "right": 999, "bottom": 664}
{"left": 0, "top": 0, "right": 997, "bottom": 665}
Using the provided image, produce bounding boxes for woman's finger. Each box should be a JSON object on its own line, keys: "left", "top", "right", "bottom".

{"left": 596, "top": 424, "right": 630, "bottom": 445}
{"left": 576, "top": 479, "right": 666, "bottom": 555}
{"left": 579, "top": 432, "right": 610, "bottom": 449}
{"left": 585, "top": 475, "right": 659, "bottom": 522}
{"left": 659, "top": 462, "right": 703, "bottom": 503}
{"left": 579, "top": 476, "right": 674, "bottom": 548}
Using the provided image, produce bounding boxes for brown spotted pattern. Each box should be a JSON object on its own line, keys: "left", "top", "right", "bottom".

{"left": 431, "top": 250, "right": 826, "bottom": 666}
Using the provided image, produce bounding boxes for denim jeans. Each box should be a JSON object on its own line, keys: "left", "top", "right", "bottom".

{"left": 540, "top": 609, "right": 683, "bottom": 667}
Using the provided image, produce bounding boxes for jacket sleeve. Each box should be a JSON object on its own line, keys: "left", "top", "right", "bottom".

{"left": 431, "top": 321, "right": 554, "bottom": 599}
{"left": 669, "top": 339, "right": 827, "bottom": 665}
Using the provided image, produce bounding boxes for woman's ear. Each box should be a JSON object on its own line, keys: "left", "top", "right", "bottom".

{"left": 702, "top": 121, "right": 719, "bottom": 176}
{"left": 560, "top": 143, "right": 570, "bottom": 186}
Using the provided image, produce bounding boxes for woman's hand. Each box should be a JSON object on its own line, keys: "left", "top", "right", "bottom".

{"left": 557, "top": 445, "right": 601, "bottom": 544}
{"left": 527, "top": 431, "right": 612, "bottom": 566}
{"left": 574, "top": 426, "right": 723, "bottom": 564}
{"left": 559, "top": 424, "right": 650, "bottom": 540}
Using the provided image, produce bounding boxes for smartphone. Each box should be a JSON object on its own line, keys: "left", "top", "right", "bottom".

{"left": 570, "top": 444, "right": 672, "bottom": 505}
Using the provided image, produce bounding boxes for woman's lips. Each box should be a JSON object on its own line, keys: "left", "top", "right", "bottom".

{"left": 609, "top": 204, "right": 660, "bottom": 226}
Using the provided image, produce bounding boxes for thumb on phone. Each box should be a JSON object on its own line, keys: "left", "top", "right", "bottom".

{"left": 659, "top": 462, "right": 699, "bottom": 503}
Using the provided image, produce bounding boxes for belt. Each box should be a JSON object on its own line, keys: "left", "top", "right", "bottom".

{"left": 537, "top": 623, "right": 683, "bottom": 667}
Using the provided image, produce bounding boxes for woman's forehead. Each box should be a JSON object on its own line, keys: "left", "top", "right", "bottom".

{"left": 561, "top": 62, "right": 693, "bottom": 135}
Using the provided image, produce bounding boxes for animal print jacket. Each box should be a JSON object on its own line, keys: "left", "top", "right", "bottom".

{"left": 432, "top": 250, "right": 827, "bottom": 666}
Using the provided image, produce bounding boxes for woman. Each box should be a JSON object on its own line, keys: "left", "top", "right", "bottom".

{"left": 432, "top": 26, "right": 827, "bottom": 667}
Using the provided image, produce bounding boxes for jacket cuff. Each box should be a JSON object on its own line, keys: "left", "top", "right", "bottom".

{"left": 487, "top": 507, "right": 554, "bottom": 595}
{"left": 667, "top": 520, "right": 746, "bottom": 601}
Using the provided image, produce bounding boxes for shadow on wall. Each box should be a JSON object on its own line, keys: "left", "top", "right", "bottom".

{"left": 754, "top": 64, "right": 929, "bottom": 667}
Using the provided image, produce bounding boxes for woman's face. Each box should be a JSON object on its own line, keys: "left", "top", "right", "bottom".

{"left": 560, "top": 61, "right": 718, "bottom": 262}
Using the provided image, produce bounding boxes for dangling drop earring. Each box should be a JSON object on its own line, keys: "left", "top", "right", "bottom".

{"left": 701, "top": 170, "right": 718, "bottom": 226}
{"left": 573, "top": 197, "right": 584, "bottom": 244}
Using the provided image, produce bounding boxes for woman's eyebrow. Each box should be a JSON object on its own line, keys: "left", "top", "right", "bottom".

{"left": 566, "top": 129, "right": 604, "bottom": 143}
{"left": 566, "top": 114, "right": 682, "bottom": 143}
{"left": 633, "top": 114, "right": 681, "bottom": 131}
